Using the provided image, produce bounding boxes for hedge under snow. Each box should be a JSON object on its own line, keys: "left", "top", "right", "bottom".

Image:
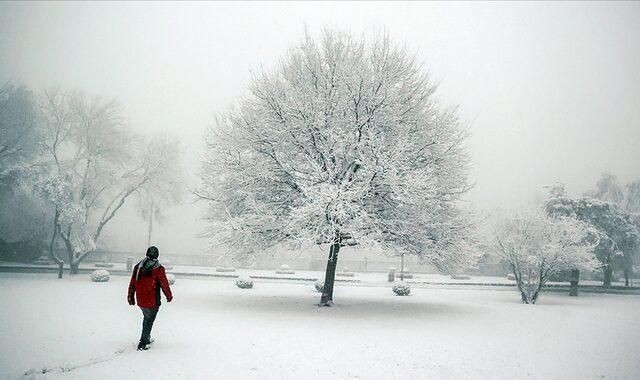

{"left": 90, "top": 269, "right": 110, "bottom": 282}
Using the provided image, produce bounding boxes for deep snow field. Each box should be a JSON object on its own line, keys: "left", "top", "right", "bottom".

{"left": 1, "top": 273, "right": 639, "bottom": 380}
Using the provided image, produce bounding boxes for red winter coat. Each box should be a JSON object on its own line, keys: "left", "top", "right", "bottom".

{"left": 128, "top": 259, "right": 173, "bottom": 308}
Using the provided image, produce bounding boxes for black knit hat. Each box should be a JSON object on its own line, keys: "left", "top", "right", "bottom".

{"left": 146, "top": 246, "right": 159, "bottom": 259}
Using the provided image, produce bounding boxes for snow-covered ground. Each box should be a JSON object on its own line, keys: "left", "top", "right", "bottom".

{"left": 1, "top": 273, "right": 639, "bottom": 380}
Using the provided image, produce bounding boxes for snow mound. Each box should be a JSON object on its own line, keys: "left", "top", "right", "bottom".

{"left": 235, "top": 277, "right": 253, "bottom": 289}
{"left": 90, "top": 270, "right": 110, "bottom": 282}
{"left": 276, "top": 264, "right": 295, "bottom": 274}
{"left": 392, "top": 282, "right": 411, "bottom": 296}
{"left": 166, "top": 273, "right": 176, "bottom": 285}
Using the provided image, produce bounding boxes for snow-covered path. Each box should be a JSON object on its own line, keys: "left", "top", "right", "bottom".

{"left": 1, "top": 273, "right": 639, "bottom": 379}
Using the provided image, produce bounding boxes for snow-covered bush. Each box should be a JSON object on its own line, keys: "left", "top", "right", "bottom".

{"left": 216, "top": 267, "right": 236, "bottom": 273}
{"left": 314, "top": 281, "right": 324, "bottom": 293}
{"left": 392, "top": 282, "right": 411, "bottom": 296}
{"left": 275, "top": 264, "right": 295, "bottom": 274}
{"left": 235, "top": 277, "right": 253, "bottom": 289}
{"left": 91, "top": 269, "right": 110, "bottom": 282}
{"left": 166, "top": 273, "right": 176, "bottom": 285}
{"left": 494, "top": 209, "right": 598, "bottom": 304}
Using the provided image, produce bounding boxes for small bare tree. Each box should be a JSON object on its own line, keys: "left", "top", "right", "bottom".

{"left": 494, "top": 209, "right": 598, "bottom": 304}
{"left": 199, "top": 29, "right": 479, "bottom": 306}
{"left": 135, "top": 135, "right": 185, "bottom": 247}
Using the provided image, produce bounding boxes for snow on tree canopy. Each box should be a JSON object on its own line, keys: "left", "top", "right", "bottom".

{"left": 199, "top": 29, "right": 479, "bottom": 274}
{"left": 494, "top": 208, "right": 599, "bottom": 304}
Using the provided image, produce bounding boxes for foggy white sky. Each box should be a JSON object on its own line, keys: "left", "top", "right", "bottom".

{"left": 1, "top": 1, "right": 639, "bottom": 254}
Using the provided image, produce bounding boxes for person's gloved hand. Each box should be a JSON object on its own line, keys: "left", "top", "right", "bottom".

{"left": 167, "top": 295, "right": 173, "bottom": 303}
{"left": 128, "top": 296, "right": 135, "bottom": 306}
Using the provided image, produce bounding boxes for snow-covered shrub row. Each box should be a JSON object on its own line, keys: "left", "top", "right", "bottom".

{"left": 314, "top": 281, "right": 324, "bottom": 293}
{"left": 235, "top": 277, "right": 253, "bottom": 289}
{"left": 91, "top": 269, "right": 110, "bottom": 282}
{"left": 450, "top": 274, "right": 470, "bottom": 280}
{"left": 392, "top": 282, "right": 411, "bottom": 296}
{"left": 216, "top": 267, "right": 236, "bottom": 273}
{"left": 94, "top": 262, "right": 114, "bottom": 268}
{"left": 166, "top": 273, "right": 176, "bottom": 285}
{"left": 275, "top": 264, "right": 295, "bottom": 274}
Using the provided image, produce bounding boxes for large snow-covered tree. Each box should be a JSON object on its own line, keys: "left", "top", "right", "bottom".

{"left": 587, "top": 174, "right": 640, "bottom": 285}
{"left": 0, "top": 83, "right": 51, "bottom": 262}
{"left": 37, "top": 88, "right": 183, "bottom": 274}
{"left": 199, "top": 30, "right": 479, "bottom": 305}
{"left": 545, "top": 183, "right": 640, "bottom": 287}
{"left": 494, "top": 208, "right": 598, "bottom": 304}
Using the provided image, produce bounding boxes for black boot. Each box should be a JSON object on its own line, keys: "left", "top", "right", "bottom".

{"left": 137, "top": 341, "right": 149, "bottom": 351}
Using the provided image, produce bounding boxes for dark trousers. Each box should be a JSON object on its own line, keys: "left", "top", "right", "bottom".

{"left": 140, "top": 307, "right": 159, "bottom": 344}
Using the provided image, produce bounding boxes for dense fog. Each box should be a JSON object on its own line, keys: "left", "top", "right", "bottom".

{"left": 1, "top": 1, "right": 638, "bottom": 255}
{"left": 1, "top": 2, "right": 640, "bottom": 379}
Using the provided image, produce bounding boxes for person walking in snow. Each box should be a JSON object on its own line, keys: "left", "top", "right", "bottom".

{"left": 128, "top": 246, "right": 173, "bottom": 350}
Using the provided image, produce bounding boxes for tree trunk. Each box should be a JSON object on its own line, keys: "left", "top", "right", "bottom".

{"left": 400, "top": 253, "right": 405, "bottom": 281}
{"left": 62, "top": 239, "right": 77, "bottom": 275}
{"left": 70, "top": 262, "right": 79, "bottom": 275}
{"left": 569, "top": 269, "right": 580, "bottom": 296}
{"left": 531, "top": 286, "right": 542, "bottom": 304}
{"left": 622, "top": 253, "right": 632, "bottom": 287}
{"left": 603, "top": 264, "right": 613, "bottom": 287}
{"left": 623, "top": 267, "right": 629, "bottom": 287}
{"left": 48, "top": 210, "right": 64, "bottom": 279}
{"left": 319, "top": 242, "right": 340, "bottom": 307}
{"left": 520, "top": 291, "right": 528, "bottom": 304}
